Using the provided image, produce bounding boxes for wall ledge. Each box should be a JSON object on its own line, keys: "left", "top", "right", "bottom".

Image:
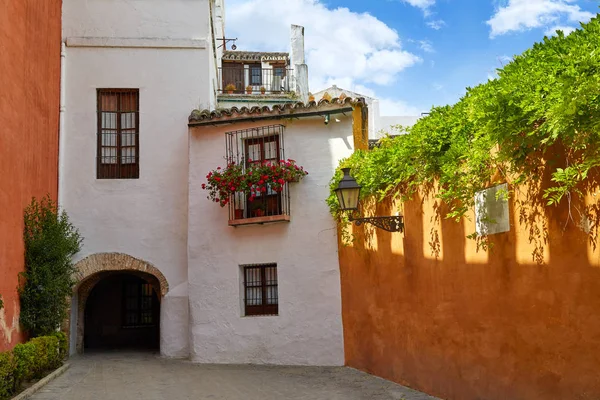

{"left": 228, "top": 214, "right": 290, "bottom": 226}
{"left": 65, "top": 37, "right": 207, "bottom": 49}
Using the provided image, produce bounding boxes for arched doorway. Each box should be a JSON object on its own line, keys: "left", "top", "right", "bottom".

{"left": 72, "top": 253, "right": 169, "bottom": 353}
{"left": 84, "top": 272, "right": 160, "bottom": 350}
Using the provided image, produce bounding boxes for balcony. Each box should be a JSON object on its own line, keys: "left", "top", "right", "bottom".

{"left": 218, "top": 66, "right": 294, "bottom": 95}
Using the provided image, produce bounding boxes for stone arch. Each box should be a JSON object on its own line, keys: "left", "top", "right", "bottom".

{"left": 72, "top": 253, "right": 169, "bottom": 353}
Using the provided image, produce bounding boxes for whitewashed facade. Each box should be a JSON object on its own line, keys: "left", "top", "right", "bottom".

{"left": 187, "top": 112, "right": 356, "bottom": 365}
{"left": 60, "top": 0, "right": 353, "bottom": 365}
{"left": 61, "top": 0, "right": 224, "bottom": 357}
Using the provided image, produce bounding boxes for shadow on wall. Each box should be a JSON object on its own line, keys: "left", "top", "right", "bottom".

{"left": 339, "top": 166, "right": 600, "bottom": 400}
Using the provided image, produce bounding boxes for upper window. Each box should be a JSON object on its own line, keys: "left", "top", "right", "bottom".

{"left": 226, "top": 125, "right": 290, "bottom": 221}
{"left": 243, "top": 264, "right": 278, "bottom": 316}
{"left": 249, "top": 64, "right": 262, "bottom": 86}
{"left": 97, "top": 89, "right": 139, "bottom": 179}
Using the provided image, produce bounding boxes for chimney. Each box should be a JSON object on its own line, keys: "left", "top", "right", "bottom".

{"left": 290, "top": 25, "right": 309, "bottom": 103}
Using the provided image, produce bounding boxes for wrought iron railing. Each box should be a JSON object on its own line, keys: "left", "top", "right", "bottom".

{"left": 225, "top": 125, "right": 291, "bottom": 221}
{"left": 218, "top": 66, "right": 293, "bottom": 94}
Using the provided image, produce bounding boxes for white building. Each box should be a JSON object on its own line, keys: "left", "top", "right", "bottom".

{"left": 313, "top": 85, "right": 422, "bottom": 139}
{"left": 60, "top": 0, "right": 360, "bottom": 365}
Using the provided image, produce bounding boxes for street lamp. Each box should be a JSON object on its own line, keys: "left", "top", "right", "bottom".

{"left": 334, "top": 168, "right": 404, "bottom": 233}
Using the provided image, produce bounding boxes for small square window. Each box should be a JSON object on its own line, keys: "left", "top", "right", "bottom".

{"left": 243, "top": 264, "right": 278, "bottom": 316}
{"left": 475, "top": 183, "right": 510, "bottom": 236}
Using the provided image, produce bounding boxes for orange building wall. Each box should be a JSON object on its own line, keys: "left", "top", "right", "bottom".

{"left": 339, "top": 185, "right": 600, "bottom": 400}
{"left": 0, "top": 0, "right": 62, "bottom": 351}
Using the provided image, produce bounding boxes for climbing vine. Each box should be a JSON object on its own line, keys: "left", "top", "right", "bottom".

{"left": 328, "top": 16, "right": 600, "bottom": 248}
{"left": 19, "top": 196, "right": 82, "bottom": 337}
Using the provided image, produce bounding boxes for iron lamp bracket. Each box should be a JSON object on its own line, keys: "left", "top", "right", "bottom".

{"left": 349, "top": 214, "right": 404, "bottom": 233}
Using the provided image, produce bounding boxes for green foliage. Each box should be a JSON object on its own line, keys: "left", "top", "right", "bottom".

{"left": 50, "top": 332, "right": 68, "bottom": 361}
{"left": 0, "top": 352, "right": 14, "bottom": 400}
{"left": 12, "top": 343, "right": 36, "bottom": 387}
{"left": 0, "top": 334, "right": 66, "bottom": 400}
{"left": 329, "top": 16, "right": 600, "bottom": 228}
{"left": 19, "top": 195, "right": 82, "bottom": 337}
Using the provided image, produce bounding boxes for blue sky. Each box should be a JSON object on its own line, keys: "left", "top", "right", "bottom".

{"left": 226, "top": 0, "right": 599, "bottom": 115}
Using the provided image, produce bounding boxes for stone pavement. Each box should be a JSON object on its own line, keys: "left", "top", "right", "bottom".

{"left": 29, "top": 351, "right": 441, "bottom": 400}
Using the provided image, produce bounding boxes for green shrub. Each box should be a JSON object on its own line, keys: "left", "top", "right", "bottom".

{"left": 19, "top": 196, "right": 82, "bottom": 337}
{"left": 28, "top": 336, "right": 60, "bottom": 377}
{"left": 50, "top": 332, "right": 68, "bottom": 361}
{"left": 12, "top": 342, "right": 36, "bottom": 389}
{"left": 0, "top": 352, "right": 15, "bottom": 400}
{"left": 0, "top": 334, "right": 66, "bottom": 399}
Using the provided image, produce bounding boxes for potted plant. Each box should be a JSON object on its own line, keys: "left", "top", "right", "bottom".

{"left": 260, "top": 86, "right": 266, "bottom": 94}
{"left": 202, "top": 160, "right": 308, "bottom": 208}
{"left": 225, "top": 83, "right": 236, "bottom": 94}
{"left": 234, "top": 209, "right": 244, "bottom": 219}
{"left": 253, "top": 208, "right": 265, "bottom": 218}
{"left": 246, "top": 85, "right": 253, "bottom": 94}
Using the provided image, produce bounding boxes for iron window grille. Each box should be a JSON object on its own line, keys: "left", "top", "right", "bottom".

{"left": 225, "top": 125, "right": 290, "bottom": 220}
{"left": 243, "top": 264, "right": 278, "bottom": 316}
{"left": 97, "top": 89, "right": 139, "bottom": 179}
{"left": 123, "top": 280, "right": 154, "bottom": 327}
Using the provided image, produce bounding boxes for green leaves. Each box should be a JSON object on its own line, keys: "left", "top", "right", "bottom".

{"left": 19, "top": 196, "right": 82, "bottom": 338}
{"left": 329, "top": 15, "right": 600, "bottom": 225}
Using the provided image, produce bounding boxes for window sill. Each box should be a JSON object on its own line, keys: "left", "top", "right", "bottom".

{"left": 229, "top": 214, "right": 290, "bottom": 226}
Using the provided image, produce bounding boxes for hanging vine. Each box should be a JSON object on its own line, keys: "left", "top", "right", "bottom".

{"left": 328, "top": 16, "right": 600, "bottom": 252}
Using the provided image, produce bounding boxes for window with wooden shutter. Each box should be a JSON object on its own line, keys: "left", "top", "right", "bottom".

{"left": 97, "top": 89, "right": 139, "bottom": 179}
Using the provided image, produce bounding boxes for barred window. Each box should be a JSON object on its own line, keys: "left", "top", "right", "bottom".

{"left": 97, "top": 89, "right": 139, "bottom": 179}
{"left": 123, "top": 280, "right": 154, "bottom": 327}
{"left": 226, "top": 125, "right": 290, "bottom": 220}
{"left": 243, "top": 264, "right": 278, "bottom": 316}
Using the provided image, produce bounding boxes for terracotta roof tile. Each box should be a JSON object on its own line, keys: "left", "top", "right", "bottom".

{"left": 189, "top": 97, "right": 366, "bottom": 125}
{"left": 222, "top": 51, "right": 289, "bottom": 62}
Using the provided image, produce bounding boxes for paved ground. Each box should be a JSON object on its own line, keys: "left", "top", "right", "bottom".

{"left": 29, "top": 351, "right": 440, "bottom": 400}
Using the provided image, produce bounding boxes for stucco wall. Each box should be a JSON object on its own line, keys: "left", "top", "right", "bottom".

{"left": 188, "top": 117, "right": 353, "bottom": 365}
{"left": 339, "top": 180, "right": 600, "bottom": 399}
{"left": 62, "top": 0, "right": 212, "bottom": 40}
{"left": 0, "top": 0, "right": 61, "bottom": 351}
{"left": 61, "top": 43, "right": 211, "bottom": 356}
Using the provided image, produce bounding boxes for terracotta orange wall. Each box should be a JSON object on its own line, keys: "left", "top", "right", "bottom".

{"left": 339, "top": 184, "right": 600, "bottom": 400}
{"left": 0, "top": 0, "right": 62, "bottom": 351}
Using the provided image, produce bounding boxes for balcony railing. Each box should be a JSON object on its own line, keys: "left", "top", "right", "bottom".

{"left": 218, "top": 66, "right": 293, "bottom": 95}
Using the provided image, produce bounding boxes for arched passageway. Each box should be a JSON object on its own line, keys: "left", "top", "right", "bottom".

{"left": 72, "top": 253, "right": 169, "bottom": 353}
{"left": 84, "top": 272, "right": 160, "bottom": 350}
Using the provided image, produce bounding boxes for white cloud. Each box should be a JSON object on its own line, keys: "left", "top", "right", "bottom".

{"left": 418, "top": 40, "right": 435, "bottom": 53}
{"left": 487, "top": 0, "right": 593, "bottom": 38}
{"left": 426, "top": 19, "right": 446, "bottom": 30}
{"left": 226, "top": 0, "right": 421, "bottom": 89}
{"left": 379, "top": 98, "right": 422, "bottom": 116}
{"left": 401, "top": 0, "right": 436, "bottom": 10}
{"left": 544, "top": 25, "right": 577, "bottom": 36}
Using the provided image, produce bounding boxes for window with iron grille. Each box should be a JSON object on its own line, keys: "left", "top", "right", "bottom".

{"left": 123, "top": 280, "right": 154, "bottom": 327}
{"left": 97, "top": 89, "right": 139, "bottom": 179}
{"left": 243, "top": 264, "right": 278, "bottom": 316}
{"left": 226, "top": 125, "right": 290, "bottom": 220}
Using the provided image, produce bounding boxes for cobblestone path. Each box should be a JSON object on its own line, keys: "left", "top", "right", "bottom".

{"left": 29, "top": 351, "right": 441, "bottom": 400}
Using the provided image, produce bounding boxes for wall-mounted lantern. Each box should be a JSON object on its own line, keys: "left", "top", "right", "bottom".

{"left": 334, "top": 168, "right": 404, "bottom": 232}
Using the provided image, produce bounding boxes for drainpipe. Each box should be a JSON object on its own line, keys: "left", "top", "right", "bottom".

{"left": 58, "top": 41, "right": 66, "bottom": 207}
